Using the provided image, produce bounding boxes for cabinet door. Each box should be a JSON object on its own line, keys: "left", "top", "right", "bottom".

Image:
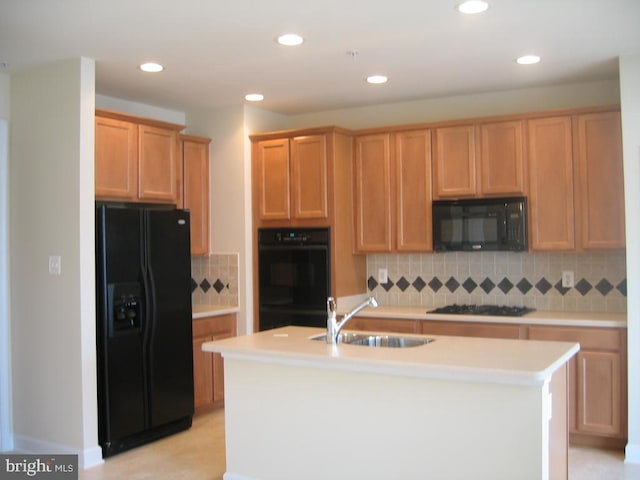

{"left": 193, "top": 335, "right": 214, "bottom": 408}
{"left": 396, "top": 130, "right": 433, "bottom": 251}
{"left": 527, "top": 117, "right": 575, "bottom": 250}
{"left": 480, "top": 120, "right": 525, "bottom": 195}
{"left": 574, "top": 112, "right": 625, "bottom": 250}
{"left": 193, "top": 314, "right": 237, "bottom": 408}
{"left": 95, "top": 116, "right": 138, "bottom": 201}
{"left": 291, "top": 135, "right": 328, "bottom": 219}
{"left": 183, "top": 137, "right": 210, "bottom": 256}
{"left": 576, "top": 350, "right": 622, "bottom": 436}
{"left": 211, "top": 332, "right": 229, "bottom": 403}
{"left": 354, "top": 134, "right": 393, "bottom": 252}
{"left": 138, "top": 124, "right": 179, "bottom": 203}
{"left": 433, "top": 125, "right": 477, "bottom": 198}
{"left": 255, "top": 138, "right": 291, "bottom": 221}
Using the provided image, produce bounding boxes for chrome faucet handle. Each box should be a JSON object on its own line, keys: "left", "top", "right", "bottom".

{"left": 327, "top": 297, "right": 337, "bottom": 315}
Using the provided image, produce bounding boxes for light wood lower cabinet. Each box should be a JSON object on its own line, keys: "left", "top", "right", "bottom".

{"left": 528, "top": 325, "right": 627, "bottom": 445}
{"left": 350, "top": 316, "right": 626, "bottom": 446}
{"left": 192, "top": 314, "right": 236, "bottom": 409}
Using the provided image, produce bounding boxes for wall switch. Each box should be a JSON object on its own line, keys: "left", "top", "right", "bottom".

{"left": 378, "top": 268, "right": 388, "bottom": 284}
{"left": 48, "top": 255, "right": 61, "bottom": 275}
{"left": 561, "top": 270, "right": 574, "bottom": 288}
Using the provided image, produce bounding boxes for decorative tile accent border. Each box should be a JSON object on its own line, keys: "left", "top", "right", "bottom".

{"left": 191, "top": 253, "right": 239, "bottom": 307}
{"left": 367, "top": 251, "right": 627, "bottom": 313}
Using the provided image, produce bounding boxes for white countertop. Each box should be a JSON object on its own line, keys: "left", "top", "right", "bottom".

{"left": 348, "top": 305, "right": 627, "bottom": 328}
{"left": 192, "top": 305, "right": 239, "bottom": 319}
{"left": 203, "top": 325, "right": 579, "bottom": 387}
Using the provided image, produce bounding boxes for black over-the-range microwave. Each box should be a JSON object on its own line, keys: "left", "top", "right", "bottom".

{"left": 432, "top": 196, "right": 527, "bottom": 252}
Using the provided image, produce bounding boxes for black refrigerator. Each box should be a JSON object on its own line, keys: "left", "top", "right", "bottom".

{"left": 95, "top": 203, "right": 194, "bottom": 458}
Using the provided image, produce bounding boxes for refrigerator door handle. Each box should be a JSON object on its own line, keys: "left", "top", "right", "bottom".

{"left": 140, "top": 213, "right": 153, "bottom": 428}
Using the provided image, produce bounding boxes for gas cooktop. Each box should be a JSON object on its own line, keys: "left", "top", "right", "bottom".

{"left": 427, "top": 304, "right": 535, "bottom": 317}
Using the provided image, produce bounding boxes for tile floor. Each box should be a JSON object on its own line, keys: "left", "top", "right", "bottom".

{"left": 80, "top": 408, "right": 640, "bottom": 479}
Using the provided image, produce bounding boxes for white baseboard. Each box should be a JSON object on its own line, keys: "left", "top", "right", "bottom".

{"left": 625, "top": 443, "right": 640, "bottom": 464}
{"left": 223, "top": 472, "right": 256, "bottom": 480}
{"left": 80, "top": 446, "right": 104, "bottom": 469}
{"left": 13, "top": 434, "right": 103, "bottom": 469}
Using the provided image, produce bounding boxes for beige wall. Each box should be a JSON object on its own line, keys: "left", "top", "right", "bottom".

{"left": 285, "top": 78, "right": 620, "bottom": 130}
{"left": 9, "top": 59, "right": 101, "bottom": 466}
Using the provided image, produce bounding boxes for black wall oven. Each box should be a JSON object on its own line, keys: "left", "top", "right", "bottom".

{"left": 258, "top": 227, "right": 330, "bottom": 331}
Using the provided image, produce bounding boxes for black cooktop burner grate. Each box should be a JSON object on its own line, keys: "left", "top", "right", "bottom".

{"left": 427, "top": 304, "right": 535, "bottom": 317}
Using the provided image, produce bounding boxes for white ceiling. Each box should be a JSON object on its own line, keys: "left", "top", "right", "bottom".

{"left": 1, "top": 0, "right": 639, "bottom": 115}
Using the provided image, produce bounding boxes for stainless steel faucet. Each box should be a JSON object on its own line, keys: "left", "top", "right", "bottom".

{"left": 326, "top": 296, "right": 379, "bottom": 344}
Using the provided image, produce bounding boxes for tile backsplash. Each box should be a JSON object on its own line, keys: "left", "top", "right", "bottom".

{"left": 191, "top": 253, "right": 239, "bottom": 307}
{"left": 367, "top": 251, "right": 627, "bottom": 313}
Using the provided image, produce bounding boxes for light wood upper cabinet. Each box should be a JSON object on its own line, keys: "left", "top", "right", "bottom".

{"left": 354, "top": 134, "right": 393, "bottom": 252}
{"left": 354, "top": 130, "right": 433, "bottom": 253}
{"left": 138, "top": 124, "right": 179, "bottom": 203}
{"left": 255, "top": 138, "right": 291, "bottom": 221}
{"left": 181, "top": 135, "right": 211, "bottom": 257}
{"left": 95, "top": 109, "right": 184, "bottom": 204}
{"left": 527, "top": 116, "right": 575, "bottom": 251}
{"left": 480, "top": 120, "right": 526, "bottom": 195}
{"left": 291, "top": 135, "right": 329, "bottom": 219}
{"left": 574, "top": 111, "right": 625, "bottom": 250}
{"left": 254, "top": 135, "right": 328, "bottom": 222}
{"left": 433, "top": 121, "right": 526, "bottom": 199}
{"left": 95, "top": 116, "right": 138, "bottom": 201}
{"left": 528, "top": 110, "right": 625, "bottom": 252}
{"left": 395, "top": 130, "right": 433, "bottom": 251}
{"left": 433, "top": 125, "right": 477, "bottom": 198}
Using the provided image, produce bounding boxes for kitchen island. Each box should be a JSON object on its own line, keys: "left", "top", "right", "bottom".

{"left": 203, "top": 326, "right": 579, "bottom": 480}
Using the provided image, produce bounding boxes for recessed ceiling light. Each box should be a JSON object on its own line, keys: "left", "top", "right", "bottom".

{"left": 366, "top": 75, "right": 388, "bottom": 84}
{"left": 457, "top": 1, "right": 489, "bottom": 14}
{"left": 516, "top": 55, "right": 541, "bottom": 65}
{"left": 139, "top": 62, "right": 164, "bottom": 73}
{"left": 276, "top": 33, "right": 304, "bottom": 46}
{"left": 245, "top": 93, "right": 264, "bottom": 102}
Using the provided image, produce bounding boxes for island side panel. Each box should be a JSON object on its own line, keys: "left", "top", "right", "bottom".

{"left": 222, "top": 357, "right": 549, "bottom": 480}
{"left": 549, "top": 363, "right": 569, "bottom": 480}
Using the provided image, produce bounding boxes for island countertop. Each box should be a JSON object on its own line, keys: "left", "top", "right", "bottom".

{"left": 203, "top": 325, "right": 579, "bottom": 387}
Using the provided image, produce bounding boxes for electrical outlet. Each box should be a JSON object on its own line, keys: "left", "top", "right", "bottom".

{"left": 561, "top": 270, "right": 574, "bottom": 288}
{"left": 378, "top": 268, "right": 388, "bottom": 284}
{"left": 48, "top": 255, "right": 61, "bottom": 275}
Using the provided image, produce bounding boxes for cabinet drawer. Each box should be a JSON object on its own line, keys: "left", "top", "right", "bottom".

{"left": 421, "top": 321, "right": 523, "bottom": 339}
{"left": 347, "top": 317, "right": 418, "bottom": 334}
{"left": 193, "top": 313, "right": 236, "bottom": 337}
{"left": 527, "top": 326, "right": 621, "bottom": 351}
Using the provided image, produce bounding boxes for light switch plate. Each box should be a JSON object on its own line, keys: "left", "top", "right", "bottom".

{"left": 378, "top": 268, "right": 388, "bottom": 284}
{"left": 48, "top": 255, "right": 61, "bottom": 275}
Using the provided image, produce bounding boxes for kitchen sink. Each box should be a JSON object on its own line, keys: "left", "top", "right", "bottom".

{"left": 310, "top": 332, "right": 434, "bottom": 348}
